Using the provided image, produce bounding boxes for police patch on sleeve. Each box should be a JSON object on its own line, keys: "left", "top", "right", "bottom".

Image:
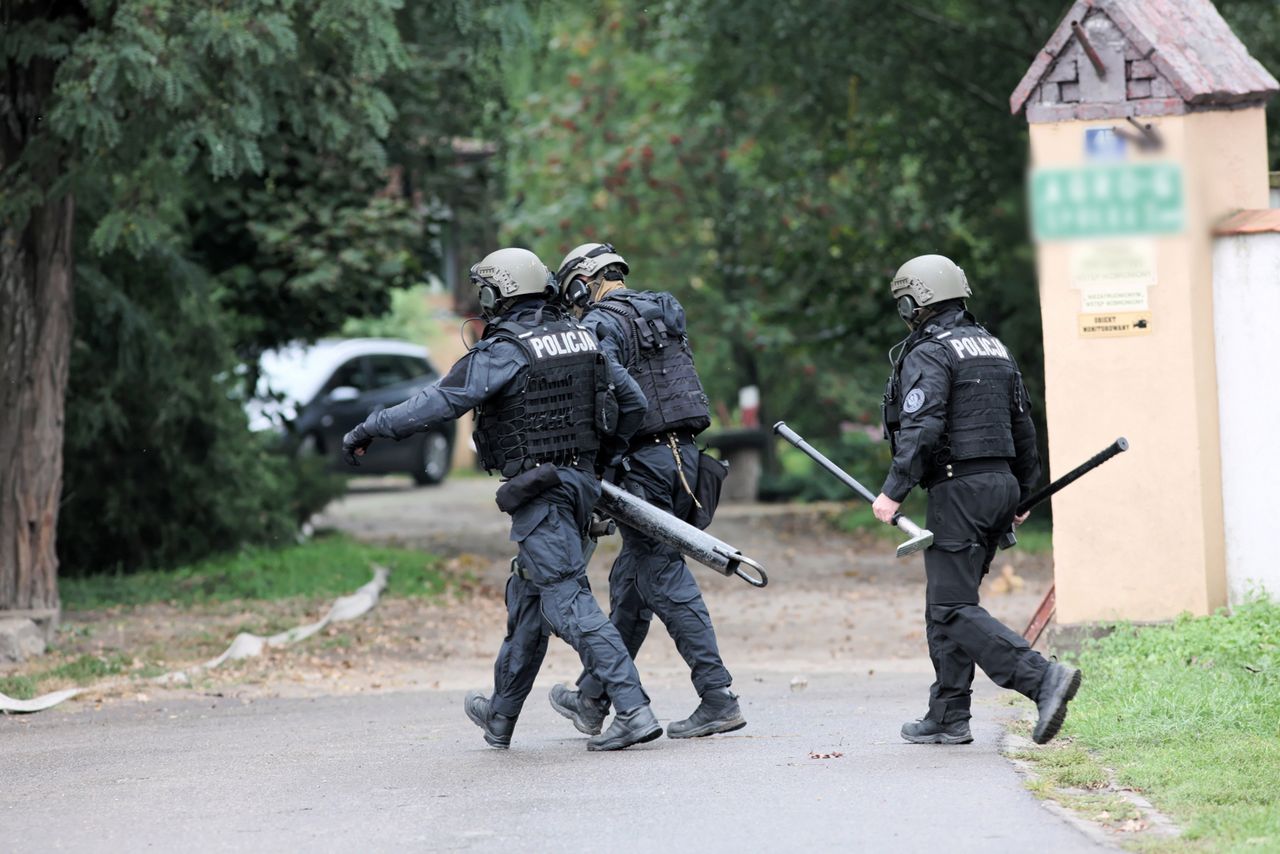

{"left": 903, "top": 388, "right": 926, "bottom": 414}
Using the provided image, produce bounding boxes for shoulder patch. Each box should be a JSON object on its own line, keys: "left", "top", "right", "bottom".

{"left": 903, "top": 388, "right": 926, "bottom": 414}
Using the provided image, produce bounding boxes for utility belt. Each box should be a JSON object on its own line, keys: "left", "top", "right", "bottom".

{"left": 522, "top": 453, "right": 596, "bottom": 476}
{"left": 621, "top": 430, "right": 726, "bottom": 531}
{"left": 630, "top": 429, "right": 698, "bottom": 450}
{"left": 923, "top": 457, "right": 1011, "bottom": 489}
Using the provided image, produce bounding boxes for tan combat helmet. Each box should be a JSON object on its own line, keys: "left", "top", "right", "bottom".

{"left": 890, "top": 254, "right": 972, "bottom": 327}
{"left": 555, "top": 242, "right": 630, "bottom": 309}
{"left": 470, "top": 247, "right": 555, "bottom": 316}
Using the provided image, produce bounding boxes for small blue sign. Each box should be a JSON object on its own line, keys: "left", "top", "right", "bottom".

{"left": 1085, "top": 127, "right": 1126, "bottom": 161}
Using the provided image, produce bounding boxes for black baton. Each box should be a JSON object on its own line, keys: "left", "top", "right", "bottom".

{"left": 1000, "top": 437, "right": 1129, "bottom": 549}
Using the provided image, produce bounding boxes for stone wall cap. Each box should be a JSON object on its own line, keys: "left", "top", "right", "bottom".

{"left": 1214, "top": 209, "right": 1280, "bottom": 236}
{"left": 1011, "top": 0, "right": 1279, "bottom": 116}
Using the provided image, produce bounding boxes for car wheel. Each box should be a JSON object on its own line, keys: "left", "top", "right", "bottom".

{"left": 412, "top": 431, "right": 452, "bottom": 486}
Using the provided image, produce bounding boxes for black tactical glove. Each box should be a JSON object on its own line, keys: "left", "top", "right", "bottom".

{"left": 342, "top": 424, "right": 373, "bottom": 466}
{"left": 588, "top": 512, "right": 616, "bottom": 540}
{"left": 597, "top": 443, "right": 628, "bottom": 483}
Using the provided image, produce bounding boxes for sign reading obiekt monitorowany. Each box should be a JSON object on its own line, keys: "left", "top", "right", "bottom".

{"left": 1031, "top": 163, "right": 1185, "bottom": 241}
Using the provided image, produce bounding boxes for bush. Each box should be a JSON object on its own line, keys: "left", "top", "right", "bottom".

{"left": 57, "top": 246, "right": 345, "bottom": 576}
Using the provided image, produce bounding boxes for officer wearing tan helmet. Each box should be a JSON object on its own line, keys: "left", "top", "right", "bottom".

{"left": 872, "top": 254, "right": 1081, "bottom": 746}
{"left": 546, "top": 242, "right": 746, "bottom": 741}
{"left": 343, "top": 247, "right": 664, "bottom": 751}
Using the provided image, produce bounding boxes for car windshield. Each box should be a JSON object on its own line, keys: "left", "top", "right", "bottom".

{"left": 255, "top": 344, "right": 332, "bottom": 407}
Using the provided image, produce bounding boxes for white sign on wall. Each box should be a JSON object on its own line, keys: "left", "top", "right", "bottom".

{"left": 1070, "top": 239, "right": 1157, "bottom": 288}
{"left": 1070, "top": 239, "right": 1156, "bottom": 318}
{"left": 1080, "top": 285, "right": 1149, "bottom": 312}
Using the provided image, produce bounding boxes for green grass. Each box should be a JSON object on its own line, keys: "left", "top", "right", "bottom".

{"left": 0, "top": 536, "right": 447, "bottom": 701}
{"left": 1007, "top": 738, "right": 1145, "bottom": 833}
{"left": 60, "top": 532, "right": 446, "bottom": 610}
{"left": 1023, "top": 597, "right": 1280, "bottom": 851}
{"left": 0, "top": 674, "right": 38, "bottom": 700}
{"left": 1010, "top": 740, "right": 1111, "bottom": 789}
{"left": 0, "top": 653, "right": 132, "bottom": 700}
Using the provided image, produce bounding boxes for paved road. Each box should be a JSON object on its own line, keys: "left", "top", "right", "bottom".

{"left": 2, "top": 668, "right": 1100, "bottom": 853}
{"left": 1, "top": 476, "right": 1102, "bottom": 852}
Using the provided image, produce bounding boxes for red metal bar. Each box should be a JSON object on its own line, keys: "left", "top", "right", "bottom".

{"left": 1022, "top": 583, "right": 1056, "bottom": 646}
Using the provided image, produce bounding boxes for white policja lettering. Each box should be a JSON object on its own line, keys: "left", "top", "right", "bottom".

{"left": 531, "top": 330, "right": 600, "bottom": 359}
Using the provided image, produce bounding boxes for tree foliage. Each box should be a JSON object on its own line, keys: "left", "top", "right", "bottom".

{"left": 3, "top": 0, "right": 512, "bottom": 575}
{"left": 59, "top": 241, "right": 342, "bottom": 575}
{"left": 500, "top": 0, "right": 1280, "bottom": 452}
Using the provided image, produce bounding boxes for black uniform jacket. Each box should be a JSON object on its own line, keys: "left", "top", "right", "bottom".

{"left": 881, "top": 308, "right": 1040, "bottom": 503}
{"left": 357, "top": 300, "right": 647, "bottom": 447}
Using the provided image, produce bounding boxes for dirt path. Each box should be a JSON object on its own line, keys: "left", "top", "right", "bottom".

{"left": 7, "top": 475, "right": 1051, "bottom": 711}
{"left": 309, "top": 474, "right": 1053, "bottom": 699}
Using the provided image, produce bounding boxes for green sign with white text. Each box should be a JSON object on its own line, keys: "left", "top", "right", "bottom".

{"left": 1031, "top": 163, "right": 1185, "bottom": 241}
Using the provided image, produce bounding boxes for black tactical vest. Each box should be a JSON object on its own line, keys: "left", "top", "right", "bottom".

{"left": 593, "top": 293, "right": 711, "bottom": 438}
{"left": 884, "top": 315, "right": 1022, "bottom": 463}
{"left": 474, "top": 316, "right": 607, "bottom": 478}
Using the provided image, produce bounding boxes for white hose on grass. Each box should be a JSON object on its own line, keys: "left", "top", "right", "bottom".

{"left": 0, "top": 565, "right": 389, "bottom": 715}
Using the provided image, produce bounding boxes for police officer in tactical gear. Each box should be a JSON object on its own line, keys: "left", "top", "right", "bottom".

{"left": 342, "top": 247, "right": 665, "bottom": 752}
{"left": 544, "top": 242, "right": 746, "bottom": 740}
{"left": 870, "top": 254, "right": 1081, "bottom": 746}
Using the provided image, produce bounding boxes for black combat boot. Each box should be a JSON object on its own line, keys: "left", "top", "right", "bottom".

{"left": 586, "top": 704, "right": 663, "bottom": 751}
{"left": 464, "top": 690, "right": 517, "bottom": 749}
{"left": 1032, "top": 662, "right": 1082, "bottom": 745}
{"left": 667, "top": 688, "right": 747, "bottom": 739}
{"left": 548, "top": 683, "right": 609, "bottom": 736}
{"left": 900, "top": 717, "right": 973, "bottom": 744}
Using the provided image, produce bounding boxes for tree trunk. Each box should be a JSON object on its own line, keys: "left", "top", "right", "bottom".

{"left": 1, "top": 42, "right": 74, "bottom": 613}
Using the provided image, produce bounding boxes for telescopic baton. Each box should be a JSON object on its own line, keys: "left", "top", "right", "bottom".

{"left": 773, "top": 421, "right": 933, "bottom": 557}
{"left": 1000, "top": 437, "right": 1129, "bottom": 550}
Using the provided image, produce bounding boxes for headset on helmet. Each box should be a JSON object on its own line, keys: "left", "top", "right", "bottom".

{"left": 890, "top": 254, "right": 971, "bottom": 328}
{"left": 470, "top": 247, "right": 556, "bottom": 317}
{"left": 555, "top": 242, "right": 630, "bottom": 309}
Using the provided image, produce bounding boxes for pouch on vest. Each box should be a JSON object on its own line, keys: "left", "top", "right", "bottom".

{"left": 495, "top": 463, "right": 563, "bottom": 514}
{"left": 686, "top": 451, "right": 729, "bottom": 530}
{"left": 593, "top": 363, "right": 619, "bottom": 437}
{"left": 881, "top": 374, "right": 900, "bottom": 445}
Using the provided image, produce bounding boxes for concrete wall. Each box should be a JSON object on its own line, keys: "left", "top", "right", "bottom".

{"left": 1028, "top": 106, "right": 1271, "bottom": 623}
{"left": 1213, "top": 229, "right": 1280, "bottom": 603}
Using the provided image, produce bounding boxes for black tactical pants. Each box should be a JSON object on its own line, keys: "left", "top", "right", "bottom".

{"left": 490, "top": 467, "right": 649, "bottom": 719}
{"left": 923, "top": 470, "right": 1050, "bottom": 723}
{"left": 577, "top": 439, "right": 732, "bottom": 703}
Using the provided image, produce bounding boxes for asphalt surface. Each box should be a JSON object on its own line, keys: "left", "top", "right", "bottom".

{"left": 2, "top": 666, "right": 1102, "bottom": 853}
{"left": 1, "top": 477, "right": 1101, "bottom": 852}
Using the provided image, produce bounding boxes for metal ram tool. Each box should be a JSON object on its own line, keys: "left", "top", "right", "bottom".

{"left": 597, "top": 480, "right": 769, "bottom": 588}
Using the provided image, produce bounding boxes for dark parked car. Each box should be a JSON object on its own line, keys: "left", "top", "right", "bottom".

{"left": 247, "top": 338, "right": 455, "bottom": 485}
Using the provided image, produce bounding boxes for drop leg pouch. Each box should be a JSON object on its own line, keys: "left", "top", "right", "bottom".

{"left": 687, "top": 451, "right": 729, "bottom": 530}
